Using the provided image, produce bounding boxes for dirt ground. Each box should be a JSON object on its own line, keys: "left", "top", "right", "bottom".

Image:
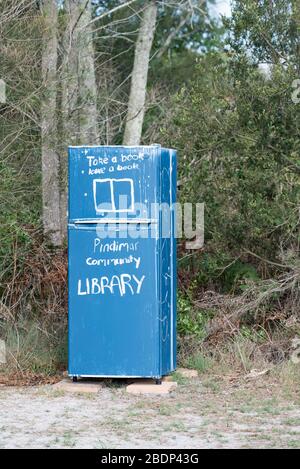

{"left": 0, "top": 372, "right": 300, "bottom": 449}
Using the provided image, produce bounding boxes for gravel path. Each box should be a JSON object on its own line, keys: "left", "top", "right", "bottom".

{"left": 1, "top": 377, "right": 300, "bottom": 449}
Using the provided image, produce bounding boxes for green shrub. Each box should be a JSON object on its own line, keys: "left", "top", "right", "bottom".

{"left": 177, "top": 290, "right": 214, "bottom": 339}
{"left": 165, "top": 51, "right": 299, "bottom": 291}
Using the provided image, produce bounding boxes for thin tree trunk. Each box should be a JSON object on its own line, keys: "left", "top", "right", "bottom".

{"left": 123, "top": 0, "right": 158, "bottom": 146}
{"left": 41, "top": 0, "right": 62, "bottom": 246}
{"left": 60, "top": 0, "right": 99, "bottom": 240}
{"left": 61, "top": 1, "right": 80, "bottom": 146}
{"left": 77, "top": 1, "right": 98, "bottom": 143}
{"left": 60, "top": 1, "right": 80, "bottom": 239}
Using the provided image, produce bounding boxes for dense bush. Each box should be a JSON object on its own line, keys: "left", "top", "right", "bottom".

{"left": 168, "top": 54, "right": 299, "bottom": 282}
{"left": 165, "top": 0, "right": 300, "bottom": 347}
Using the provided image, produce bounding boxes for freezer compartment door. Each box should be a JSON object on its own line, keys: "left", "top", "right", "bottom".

{"left": 68, "top": 146, "right": 160, "bottom": 222}
{"left": 68, "top": 224, "right": 161, "bottom": 377}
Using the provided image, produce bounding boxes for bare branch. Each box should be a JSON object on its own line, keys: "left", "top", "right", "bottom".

{"left": 79, "top": 0, "right": 139, "bottom": 31}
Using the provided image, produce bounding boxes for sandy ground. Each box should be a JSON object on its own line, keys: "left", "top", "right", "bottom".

{"left": 0, "top": 375, "right": 300, "bottom": 449}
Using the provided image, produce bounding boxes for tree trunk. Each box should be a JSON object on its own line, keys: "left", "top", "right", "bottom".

{"left": 60, "top": 0, "right": 80, "bottom": 239}
{"left": 41, "top": 0, "right": 62, "bottom": 246}
{"left": 123, "top": 0, "right": 158, "bottom": 146}
{"left": 60, "top": 0, "right": 99, "bottom": 239}
{"left": 77, "top": 1, "right": 99, "bottom": 144}
{"left": 61, "top": 1, "right": 80, "bottom": 146}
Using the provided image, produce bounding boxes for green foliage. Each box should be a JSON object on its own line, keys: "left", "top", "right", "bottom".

{"left": 166, "top": 51, "right": 300, "bottom": 283}
{"left": 153, "top": 0, "right": 224, "bottom": 55}
{"left": 223, "top": 261, "right": 259, "bottom": 293}
{"left": 177, "top": 289, "right": 214, "bottom": 338}
{"left": 171, "top": 371, "right": 189, "bottom": 385}
{"left": 239, "top": 326, "right": 267, "bottom": 344}
{"left": 0, "top": 2, "right": 42, "bottom": 286}
{"left": 163, "top": 0, "right": 300, "bottom": 346}
{"left": 226, "top": 0, "right": 300, "bottom": 67}
{"left": 93, "top": 1, "right": 225, "bottom": 143}
{"left": 94, "top": 0, "right": 223, "bottom": 60}
{"left": 0, "top": 162, "right": 39, "bottom": 288}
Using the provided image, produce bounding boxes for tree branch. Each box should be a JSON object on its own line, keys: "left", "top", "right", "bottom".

{"left": 79, "top": 0, "right": 139, "bottom": 31}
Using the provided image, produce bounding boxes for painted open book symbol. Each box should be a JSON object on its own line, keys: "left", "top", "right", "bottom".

{"left": 93, "top": 178, "right": 135, "bottom": 214}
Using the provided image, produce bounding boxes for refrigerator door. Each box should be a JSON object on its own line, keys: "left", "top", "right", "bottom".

{"left": 159, "top": 148, "right": 177, "bottom": 375}
{"left": 68, "top": 223, "right": 161, "bottom": 377}
{"left": 69, "top": 145, "right": 161, "bottom": 223}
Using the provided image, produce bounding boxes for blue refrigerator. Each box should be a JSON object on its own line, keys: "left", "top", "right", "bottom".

{"left": 68, "top": 145, "right": 177, "bottom": 379}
